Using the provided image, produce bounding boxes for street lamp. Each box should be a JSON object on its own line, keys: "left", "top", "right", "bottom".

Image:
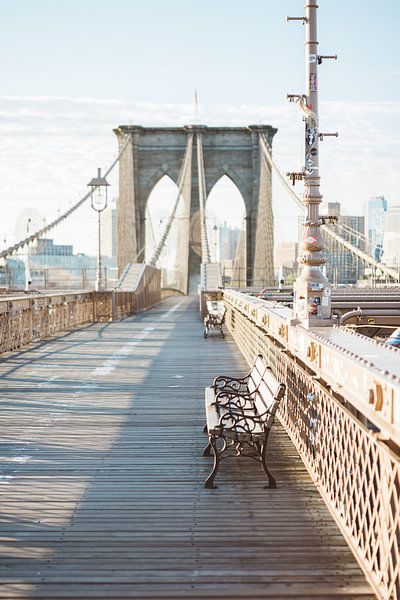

{"left": 213, "top": 223, "right": 219, "bottom": 262}
{"left": 88, "top": 168, "right": 110, "bottom": 291}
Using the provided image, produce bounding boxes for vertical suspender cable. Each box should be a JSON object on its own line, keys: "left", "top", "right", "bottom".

{"left": 148, "top": 133, "right": 193, "bottom": 266}
{"left": 196, "top": 132, "right": 211, "bottom": 263}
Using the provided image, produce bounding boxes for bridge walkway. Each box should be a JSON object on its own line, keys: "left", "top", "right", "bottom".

{"left": 0, "top": 296, "right": 375, "bottom": 599}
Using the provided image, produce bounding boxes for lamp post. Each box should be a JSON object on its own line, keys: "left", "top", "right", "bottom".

{"left": 24, "top": 218, "right": 32, "bottom": 292}
{"left": 88, "top": 168, "right": 110, "bottom": 291}
{"left": 213, "top": 223, "right": 219, "bottom": 262}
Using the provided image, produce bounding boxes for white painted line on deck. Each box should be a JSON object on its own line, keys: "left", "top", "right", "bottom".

{"left": 160, "top": 299, "right": 185, "bottom": 319}
{"left": 91, "top": 299, "right": 185, "bottom": 378}
{"left": 92, "top": 326, "right": 155, "bottom": 377}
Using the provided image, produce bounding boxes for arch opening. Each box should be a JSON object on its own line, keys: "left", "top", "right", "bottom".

{"left": 145, "top": 174, "right": 184, "bottom": 289}
{"left": 206, "top": 175, "right": 246, "bottom": 287}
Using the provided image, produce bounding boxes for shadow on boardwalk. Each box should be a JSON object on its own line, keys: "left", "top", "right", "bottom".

{"left": 0, "top": 297, "right": 374, "bottom": 599}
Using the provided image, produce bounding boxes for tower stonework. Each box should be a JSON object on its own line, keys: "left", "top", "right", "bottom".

{"left": 114, "top": 125, "right": 277, "bottom": 288}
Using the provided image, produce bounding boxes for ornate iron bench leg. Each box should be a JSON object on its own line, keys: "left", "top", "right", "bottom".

{"left": 205, "top": 436, "right": 219, "bottom": 488}
{"left": 203, "top": 440, "right": 212, "bottom": 456}
{"left": 260, "top": 439, "right": 276, "bottom": 488}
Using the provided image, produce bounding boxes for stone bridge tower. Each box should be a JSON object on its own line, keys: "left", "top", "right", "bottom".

{"left": 114, "top": 124, "right": 277, "bottom": 288}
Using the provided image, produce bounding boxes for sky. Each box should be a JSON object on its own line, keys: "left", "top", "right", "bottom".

{"left": 0, "top": 0, "right": 399, "bottom": 254}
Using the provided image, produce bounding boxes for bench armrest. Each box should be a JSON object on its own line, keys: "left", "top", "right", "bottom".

{"left": 218, "top": 409, "right": 271, "bottom": 434}
{"left": 214, "top": 389, "right": 256, "bottom": 410}
{"left": 212, "top": 374, "right": 250, "bottom": 392}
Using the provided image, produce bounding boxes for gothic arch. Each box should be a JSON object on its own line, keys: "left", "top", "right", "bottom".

{"left": 114, "top": 124, "right": 277, "bottom": 286}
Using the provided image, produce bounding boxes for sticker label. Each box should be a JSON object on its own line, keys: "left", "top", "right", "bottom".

{"left": 310, "top": 72, "right": 317, "bottom": 92}
{"left": 305, "top": 236, "right": 318, "bottom": 245}
{"left": 308, "top": 54, "right": 317, "bottom": 63}
{"left": 305, "top": 125, "right": 317, "bottom": 146}
{"left": 305, "top": 156, "right": 315, "bottom": 174}
{"left": 297, "top": 299, "right": 308, "bottom": 318}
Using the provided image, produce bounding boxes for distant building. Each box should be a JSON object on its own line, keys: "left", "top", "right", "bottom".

{"left": 101, "top": 201, "right": 118, "bottom": 258}
{"left": 0, "top": 258, "right": 25, "bottom": 288}
{"left": 219, "top": 222, "right": 241, "bottom": 262}
{"left": 303, "top": 203, "right": 365, "bottom": 285}
{"left": 275, "top": 242, "right": 297, "bottom": 269}
{"left": 35, "top": 238, "right": 73, "bottom": 256}
{"left": 382, "top": 205, "right": 400, "bottom": 269}
{"left": 363, "top": 195, "right": 387, "bottom": 260}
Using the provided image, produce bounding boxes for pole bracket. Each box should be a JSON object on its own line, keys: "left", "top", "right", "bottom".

{"left": 287, "top": 16, "right": 308, "bottom": 23}
{"left": 286, "top": 172, "right": 304, "bottom": 185}
{"left": 318, "top": 54, "right": 338, "bottom": 64}
{"left": 287, "top": 94, "right": 302, "bottom": 103}
{"left": 319, "top": 132, "right": 339, "bottom": 141}
{"left": 320, "top": 215, "right": 339, "bottom": 225}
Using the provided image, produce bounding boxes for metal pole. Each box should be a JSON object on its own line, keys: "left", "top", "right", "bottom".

{"left": 293, "top": 1, "right": 331, "bottom": 324}
{"left": 96, "top": 210, "right": 102, "bottom": 291}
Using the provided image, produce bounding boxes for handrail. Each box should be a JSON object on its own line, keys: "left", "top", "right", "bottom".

{"left": 223, "top": 289, "right": 400, "bottom": 600}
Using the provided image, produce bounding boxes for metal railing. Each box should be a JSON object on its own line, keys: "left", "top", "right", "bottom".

{"left": 0, "top": 266, "right": 161, "bottom": 354}
{"left": 223, "top": 290, "right": 400, "bottom": 600}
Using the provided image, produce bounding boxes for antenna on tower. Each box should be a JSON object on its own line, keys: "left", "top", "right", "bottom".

{"left": 194, "top": 88, "right": 199, "bottom": 123}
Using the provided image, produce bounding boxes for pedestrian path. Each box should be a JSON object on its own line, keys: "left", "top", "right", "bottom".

{"left": 0, "top": 296, "right": 375, "bottom": 599}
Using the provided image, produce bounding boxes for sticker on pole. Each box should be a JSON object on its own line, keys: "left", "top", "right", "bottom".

{"left": 305, "top": 157, "right": 315, "bottom": 174}
{"left": 305, "top": 236, "right": 318, "bottom": 245}
{"left": 310, "top": 72, "right": 317, "bottom": 92}
{"left": 308, "top": 54, "right": 317, "bottom": 63}
{"left": 306, "top": 126, "right": 317, "bottom": 146}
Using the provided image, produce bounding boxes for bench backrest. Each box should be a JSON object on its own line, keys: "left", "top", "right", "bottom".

{"left": 206, "top": 300, "right": 225, "bottom": 316}
{"left": 247, "top": 354, "right": 267, "bottom": 394}
{"left": 254, "top": 366, "right": 286, "bottom": 428}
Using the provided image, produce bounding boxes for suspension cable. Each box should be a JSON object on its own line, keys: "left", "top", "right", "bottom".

{"left": 196, "top": 132, "right": 212, "bottom": 263}
{"left": 0, "top": 132, "right": 132, "bottom": 260}
{"left": 259, "top": 132, "right": 304, "bottom": 211}
{"left": 148, "top": 132, "right": 193, "bottom": 266}
{"left": 259, "top": 132, "right": 399, "bottom": 282}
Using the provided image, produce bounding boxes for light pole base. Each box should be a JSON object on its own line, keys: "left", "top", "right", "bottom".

{"left": 296, "top": 315, "right": 334, "bottom": 328}
{"left": 293, "top": 267, "right": 332, "bottom": 326}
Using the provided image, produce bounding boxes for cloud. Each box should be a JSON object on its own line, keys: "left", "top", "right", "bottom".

{"left": 0, "top": 96, "right": 399, "bottom": 253}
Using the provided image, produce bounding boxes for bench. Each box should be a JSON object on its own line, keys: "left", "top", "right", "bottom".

{"left": 203, "top": 355, "right": 286, "bottom": 489}
{"left": 203, "top": 300, "right": 226, "bottom": 339}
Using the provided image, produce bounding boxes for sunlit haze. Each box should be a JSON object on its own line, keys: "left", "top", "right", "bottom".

{"left": 1, "top": 0, "right": 399, "bottom": 255}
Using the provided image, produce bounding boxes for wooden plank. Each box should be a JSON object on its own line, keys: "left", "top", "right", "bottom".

{"left": 0, "top": 297, "right": 376, "bottom": 599}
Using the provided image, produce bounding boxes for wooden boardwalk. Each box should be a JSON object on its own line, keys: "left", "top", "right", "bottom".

{"left": 0, "top": 297, "right": 375, "bottom": 599}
